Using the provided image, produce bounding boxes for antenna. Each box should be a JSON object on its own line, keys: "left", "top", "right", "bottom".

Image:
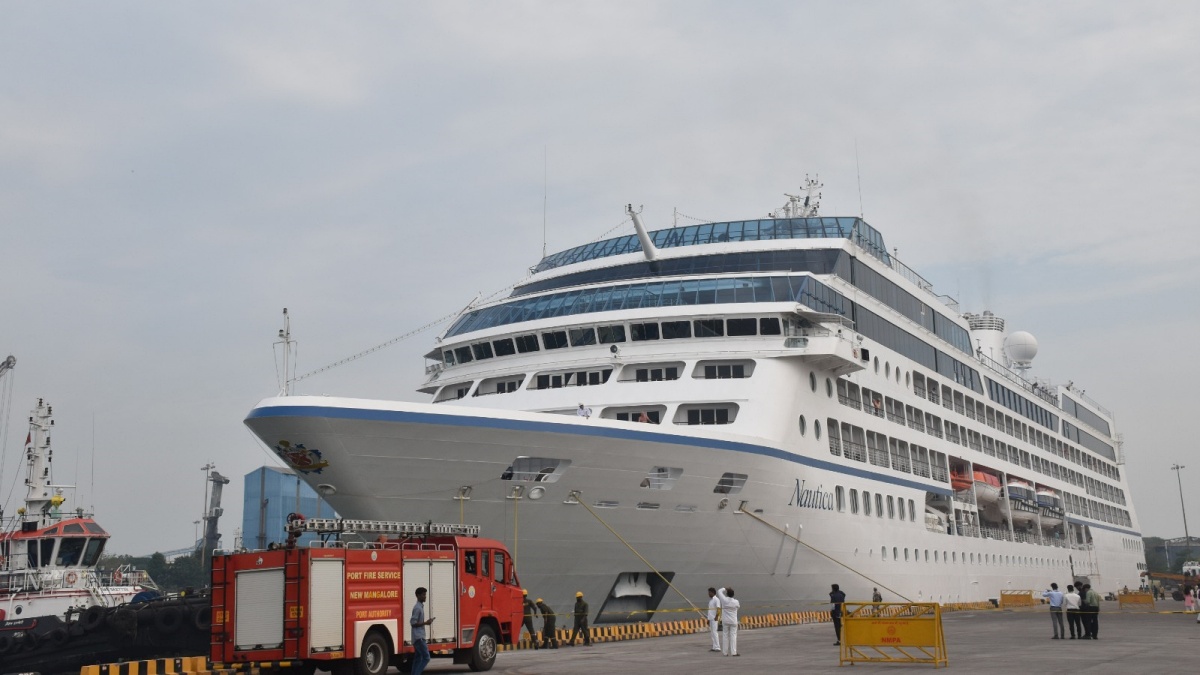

{"left": 542, "top": 146, "right": 548, "bottom": 259}
{"left": 855, "top": 139, "right": 865, "bottom": 218}
{"left": 275, "top": 308, "right": 296, "bottom": 396}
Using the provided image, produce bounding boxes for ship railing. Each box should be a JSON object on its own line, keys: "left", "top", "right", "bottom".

{"left": 928, "top": 390, "right": 940, "bottom": 405}
{"left": 843, "top": 440, "right": 867, "bottom": 463}
{"left": 914, "top": 385, "right": 927, "bottom": 398}
{"left": 907, "top": 418, "right": 926, "bottom": 433}
{"left": 980, "top": 526, "right": 1011, "bottom": 541}
{"left": 953, "top": 489, "right": 976, "bottom": 505}
{"left": 957, "top": 524, "right": 980, "bottom": 538}
{"left": 865, "top": 401, "right": 885, "bottom": 418}
{"left": 954, "top": 402, "right": 965, "bottom": 415}
{"left": 965, "top": 407, "right": 977, "bottom": 421}
{"left": 946, "top": 432, "right": 961, "bottom": 445}
{"left": 891, "top": 456, "right": 911, "bottom": 473}
{"left": 424, "top": 362, "right": 444, "bottom": 376}
{"left": 838, "top": 393, "right": 862, "bottom": 411}
{"left": 1013, "top": 531, "right": 1035, "bottom": 544}
{"left": 828, "top": 437, "right": 842, "bottom": 457}
{"left": 928, "top": 428, "right": 944, "bottom": 439}
{"left": 931, "top": 465, "right": 949, "bottom": 482}
{"left": 869, "top": 447, "right": 890, "bottom": 466}
{"left": 886, "top": 411, "right": 905, "bottom": 425}
{"left": 912, "top": 460, "right": 931, "bottom": 478}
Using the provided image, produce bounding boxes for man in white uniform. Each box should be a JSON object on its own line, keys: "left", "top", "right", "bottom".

{"left": 716, "top": 587, "right": 740, "bottom": 656}
{"left": 706, "top": 587, "right": 721, "bottom": 652}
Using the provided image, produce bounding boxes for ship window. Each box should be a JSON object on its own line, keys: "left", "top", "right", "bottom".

{"left": 897, "top": 498, "right": 905, "bottom": 520}
{"left": 636, "top": 502, "right": 660, "bottom": 510}
{"left": 835, "top": 486, "right": 845, "bottom": 512}
{"left": 713, "top": 472, "right": 748, "bottom": 494}
{"left": 826, "top": 378, "right": 834, "bottom": 398}
{"left": 887, "top": 496, "right": 895, "bottom": 519}
{"left": 875, "top": 494, "right": 884, "bottom": 518}
{"left": 453, "top": 346, "right": 474, "bottom": 364}
{"left": 82, "top": 538, "right": 105, "bottom": 566}
{"left": 56, "top": 537, "right": 86, "bottom": 566}
{"left": 472, "top": 342, "right": 494, "bottom": 360}
{"left": 701, "top": 363, "right": 748, "bottom": 379}
{"left": 492, "top": 338, "right": 516, "bottom": 357}
{"left": 631, "top": 322, "right": 660, "bottom": 341}
{"left": 760, "top": 318, "right": 782, "bottom": 335}
{"left": 609, "top": 406, "right": 666, "bottom": 424}
{"left": 501, "top": 457, "right": 572, "bottom": 482}
{"left": 684, "top": 407, "right": 732, "bottom": 425}
{"left": 850, "top": 488, "right": 860, "bottom": 514}
{"left": 641, "top": 466, "right": 683, "bottom": 489}
{"left": 798, "top": 415, "right": 807, "bottom": 435}
{"left": 443, "top": 350, "right": 456, "bottom": 365}
{"left": 662, "top": 321, "right": 691, "bottom": 339}
{"left": 593, "top": 500, "right": 619, "bottom": 508}
{"left": 515, "top": 334, "right": 540, "bottom": 353}
{"left": 63, "top": 523, "right": 86, "bottom": 534}
{"left": 598, "top": 325, "right": 626, "bottom": 343}
{"left": 569, "top": 327, "right": 597, "bottom": 347}
{"left": 693, "top": 319, "right": 724, "bottom": 338}
{"left": 542, "top": 331, "right": 569, "bottom": 349}
{"left": 727, "top": 318, "right": 757, "bottom": 336}
{"left": 815, "top": 419, "right": 822, "bottom": 440}
{"left": 40, "top": 539, "right": 54, "bottom": 567}
{"left": 908, "top": 499, "right": 916, "bottom": 521}
{"left": 881, "top": 546, "right": 887, "bottom": 560}
{"left": 863, "top": 491, "right": 872, "bottom": 516}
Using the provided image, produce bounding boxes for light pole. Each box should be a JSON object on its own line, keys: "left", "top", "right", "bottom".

{"left": 1171, "top": 464, "right": 1190, "bottom": 566}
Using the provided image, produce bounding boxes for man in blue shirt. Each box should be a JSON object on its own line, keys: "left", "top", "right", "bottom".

{"left": 411, "top": 587, "right": 436, "bottom": 675}
{"left": 1042, "top": 583, "right": 1065, "bottom": 639}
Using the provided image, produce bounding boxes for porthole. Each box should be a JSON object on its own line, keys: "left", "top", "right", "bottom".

{"left": 826, "top": 377, "right": 833, "bottom": 398}
{"left": 810, "top": 372, "right": 817, "bottom": 392}
{"left": 905, "top": 371, "right": 910, "bottom": 387}
{"left": 882, "top": 546, "right": 887, "bottom": 560}
{"left": 892, "top": 546, "right": 898, "bottom": 560}
{"left": 815, "top": 419, "right": 822, "bottom": 440}
{"left": 904, "top": 548, "right": 910, "bottom": 561}
{"left": 885, "top": 362, "right": 891, "bottom": 378}
{"left": 798, "top": 415, "right": 807, "bottom": 436}
{"left": 874, "top": 356, "right": 880, "bottom": 373}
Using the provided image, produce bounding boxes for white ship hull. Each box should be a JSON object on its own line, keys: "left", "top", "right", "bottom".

{"left": 247, "top": 396, "right": 1144, "bottom": 617}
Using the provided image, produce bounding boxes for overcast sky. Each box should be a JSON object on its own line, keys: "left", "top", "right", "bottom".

{"left": 1, "top": 2, "right": 1197, "bottom": 555}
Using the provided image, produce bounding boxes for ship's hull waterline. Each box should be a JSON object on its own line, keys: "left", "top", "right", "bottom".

{"left": 247, "top": 397, "right": 1142, "bottom": 618}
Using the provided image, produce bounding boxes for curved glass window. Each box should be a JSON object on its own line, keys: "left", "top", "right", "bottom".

{"left": 533, "top": 217, "right": 886, "bottom": 273}
{"left": 446, "top": 275, "right": 848, "bottom": 338}
{"left": 515, "top": 249, "right": 848, "bottom": 297}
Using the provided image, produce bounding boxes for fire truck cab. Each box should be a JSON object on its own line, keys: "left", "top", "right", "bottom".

{"left": 211, "top": 518, "right": 524, "bottom": 674}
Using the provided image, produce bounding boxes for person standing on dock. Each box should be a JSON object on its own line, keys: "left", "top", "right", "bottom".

{"left": 1081, "top": 584, "right": 1101, "bottom": 639}
{"left": 707, "top": 587, "right": 722, "bottom": 652}
{"left": 1043, "top": 583, "right": 1065, "bottom": 639}
{"left": 536, "top": 598, "right": 558, "bottom": 648}
{"left": 410, "top": 587, "right": 435, "bottom": 675}
{"left": 568, "top": 591, "right": 591, "bottom": 646}
{"left": 716, "top": 587, "right": 740, "bottom": 656}
{"left": 1064, "top": 585, "right": 1083, "bottom": 639}
{"left": 522, "top": 590, "right": 539, "bottom": 649}
{"left": 830, "top": 584, "right": 847, "bottom": 646}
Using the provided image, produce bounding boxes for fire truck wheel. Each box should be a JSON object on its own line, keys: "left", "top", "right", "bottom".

{"left": 468, "top": 625, "right": 497, "bottom": 672}
{"left": 353, "top": 631, "right": 390, "bottom": 675}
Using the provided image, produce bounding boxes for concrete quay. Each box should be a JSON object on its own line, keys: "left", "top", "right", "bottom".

{"left": 460, "top": 603, "right": 1198, "bottom": 675}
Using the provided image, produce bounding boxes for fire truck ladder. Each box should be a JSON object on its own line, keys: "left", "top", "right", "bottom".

{"left": 287, "top": 517, "right": 481, "bottom": 538}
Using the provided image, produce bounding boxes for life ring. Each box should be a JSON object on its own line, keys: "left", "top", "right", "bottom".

{"left": 113, "top": 570, "right": 123, "bottom": 584}
{"left": 65, "top": 571, "right": 78, "bottom": 585}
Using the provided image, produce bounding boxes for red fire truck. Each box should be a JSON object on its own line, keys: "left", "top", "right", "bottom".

{"left": 211, "top": 518, "right": 524, "bottom": 674}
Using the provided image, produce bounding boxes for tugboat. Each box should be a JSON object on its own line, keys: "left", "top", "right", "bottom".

{"left": 0, "top": 399, "right": 210, "bottom": 675}
{"left": 0, "top": 399, "right": 150, "bottom": 622}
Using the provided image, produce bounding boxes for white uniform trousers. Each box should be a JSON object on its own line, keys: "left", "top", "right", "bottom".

{"left": 722, "top": 623, "right": 738, "bottom": 656}
{"left": 709, "top": 619, "right": 721, "bottom": 650}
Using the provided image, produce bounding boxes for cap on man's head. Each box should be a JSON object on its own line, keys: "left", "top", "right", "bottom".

{"left": 576, "top": 591, "right": 584, "bottom": 597}
{"left": 536, "top": 598, "right": 543, "bottom": 603}
{"left": 523, "top": 589, "right": 528, "bottom": 596}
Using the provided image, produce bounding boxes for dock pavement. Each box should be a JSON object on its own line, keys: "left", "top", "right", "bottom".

{"left": 455, "top": 602, "right": 1198, "bottom": 675}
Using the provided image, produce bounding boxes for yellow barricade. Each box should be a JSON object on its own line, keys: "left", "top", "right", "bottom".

{"left": 1118, "top": 592, "right": 1155, "bottom": 608}
{"left": 999, "top": 590, "right": 1037, "bottom": 608}
{"left": 840, "top": 603, "right": 947, "bottom": 668}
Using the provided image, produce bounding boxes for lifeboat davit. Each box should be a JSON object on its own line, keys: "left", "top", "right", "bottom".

{"left": 973, "top": 470, "right": 1002, "bottom": 505}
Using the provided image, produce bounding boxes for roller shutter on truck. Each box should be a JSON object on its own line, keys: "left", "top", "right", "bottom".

{"left": 235, "top": 568, "right": 285, "bottom": 650}
{"left": 402, "top": 559, "right": 458, "bottom": 644}
{"left": 309, "top": 558, "right": 345, "bottom": 652}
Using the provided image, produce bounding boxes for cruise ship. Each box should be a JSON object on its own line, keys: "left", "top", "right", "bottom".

{"left": 245, "top": 179, "right": 1147, "bottom": 621}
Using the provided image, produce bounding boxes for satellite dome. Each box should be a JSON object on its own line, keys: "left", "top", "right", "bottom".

{"left": 1004, "top": 331, "right": 1038, "bottom": 364}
